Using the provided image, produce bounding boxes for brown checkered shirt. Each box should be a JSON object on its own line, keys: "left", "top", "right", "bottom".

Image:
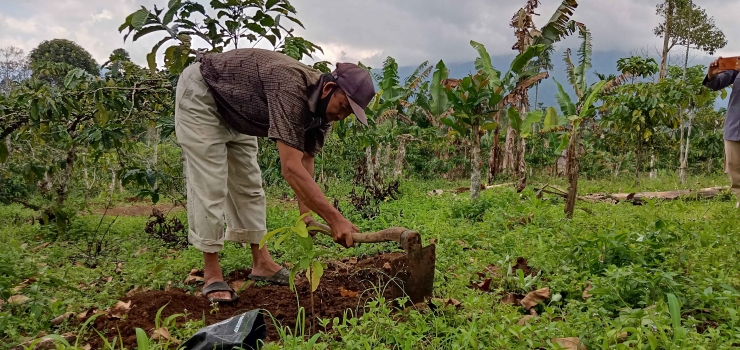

{"left": 198, "top": 48, "right": 331, "bottom": 156}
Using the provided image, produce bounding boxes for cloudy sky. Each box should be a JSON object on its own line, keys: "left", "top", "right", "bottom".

{"left": 0, "top": 0, "right": 737, "bottom": 69}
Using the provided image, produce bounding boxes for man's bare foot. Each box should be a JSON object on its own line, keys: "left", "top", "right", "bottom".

{"left": 249, "top": 244, "right": 283, "bottom": 277}
{"left": 203, "top": 252, "right": 231, "bottom": 300}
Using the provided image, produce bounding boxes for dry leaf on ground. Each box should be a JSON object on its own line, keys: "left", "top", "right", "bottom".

{"left": 51, "top": 312, "right": 75, "bottom": 326}
{"left": 520, "top": 287, "right": 550, "bottom": 309}
{"left": 485, "top": 264, "right": 501, "bottom": 277}
{"left": 151, "top": 327, "right": 181, "bottom": 344}
{"left": 230, "top": 280, "right": 253, "bottom": 293}
{"left": 500, "top": 293, "right": 522, "bottom": 305}
{"left": 339, "top": 287, "right": 359, "bottom": 298}
{"left": 8, "top": 295, "right": 30, "bottom": 305}
{"left": 583, "top": 284, "right": 593, "bottom": 300}
{"left": 109, "top": 300, "right": 131, "bottom": 319}
{"left": 12, "top": 278, "right": 37, "bottom": 293}
{"left": 30, "top": 242, "right": 50, "bottom": 253}
{"left": 431, "top": 298, "right": 462, "bottom": 308}
{"left": 115, "top": 262, "right": 123, "bottom": 274}
{"left": 552, "top": 337, "right": 587, "bottom": 350}
{"left": 476, "top": 278, "right": 492, "bottom": 292}
{"left": 517, "top": 315, "right": 536, "bottom": 326}
{"left": 382, "top": 262, "right": 392, "bottom": 270}
{"left": 126, "top": 287, "right": 149, "bottom": 297}
{"left": 184, "top": 270, "right": 204, "bottom": 285}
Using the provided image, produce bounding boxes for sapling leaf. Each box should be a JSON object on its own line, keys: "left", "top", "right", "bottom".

{"left": 310, "top": 261, "right": 323, "bottom": 292}
{"left": 259, "top": 227, "right": 287, "bottom": 248}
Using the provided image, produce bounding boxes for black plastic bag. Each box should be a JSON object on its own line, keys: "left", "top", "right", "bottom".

{"left": 181, "top": 309, "right": 266, "bottom": 350}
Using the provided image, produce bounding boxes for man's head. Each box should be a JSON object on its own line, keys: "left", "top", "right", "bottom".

{"left": 318, "top": 63, "right": 375, "bottom": 124}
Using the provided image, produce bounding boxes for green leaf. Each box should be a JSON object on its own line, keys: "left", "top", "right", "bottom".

{"left": 556, "top": 134, "right": 569, "bottom": 153}
{"left": 543, "top": 106, "right": 559, "bottom": 131}
{"left": 147, "top": 37, "right": 171, "bottom": 73}
{"left": 259, "top": 227, "right": 287, "bottom": 249}
{"left": 430, "top": 60, "right": 449, "bottom": 117}
{"left": 481, "top": 120, "right": 498, "bottom": 131}
{"left": 520, "top": 110, "right": 543, "bottom": 138}
{"left": 554, "top": 78, "right": 576, "bottom": 116}
{"left": 578, "top": 80, "right": 606, "bottom": 119}
{"left": 721, "top": 88, "right": 728, "bottom": 100}
{"left": 470, "top": 40, "right": 501, "bottom": 86}
{"left": 667, "top": 293, "right": 684, "bottom": 341}
{"left": 41, "top": 335, "right": 72, "bottom": 347}
{"left": 164, "top": 0, "right": 183, "bottom": 25}
{"left": 310, "top": 261, "right": 323, "bottom": 292}
{"left": 507, "top": 107, "right": 522, "bottom": 134}
{"left": 0, "top": 141, "right": 8, "bottom": 164}
{"left": 266, "top": 0, "right": 280, "bottom": 9}
{"left": 131, "top": 9, "right": 150, "bottom": 30}
{"left": 294, "top": 220, "right": 309, "bottom": 238}
{"left": 289, "top": 265, "right": 299, "bottom": 292}
{"left": 510, "top": 44, "right": 545, "bottom": 75}
{"left": 135, "top": 328, "right": 150, "bottom": 350}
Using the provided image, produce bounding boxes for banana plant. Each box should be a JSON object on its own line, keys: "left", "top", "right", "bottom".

{"left": 554, "top": 78, "right": 606, "bottom": 218}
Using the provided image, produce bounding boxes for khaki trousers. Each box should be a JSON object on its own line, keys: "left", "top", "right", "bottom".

{"left": 175, "top": 63, "right": 267, "bottom": 253}
{"left": 725, "top": 140, "right": 740, "bottom": 202}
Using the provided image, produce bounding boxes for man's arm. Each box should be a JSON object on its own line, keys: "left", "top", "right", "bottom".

{"left": 277, "top": 141, "right": 355, "bottom": 247}
{"left": 298, "top": 152, "right": 315, "bottom": 223}
{"left": 704, "top": 70, "right": 737, "bottom": 91}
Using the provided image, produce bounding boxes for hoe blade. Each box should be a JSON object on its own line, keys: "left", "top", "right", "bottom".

{"left": 387, "top": 244, "right": 436, "bottom": 304}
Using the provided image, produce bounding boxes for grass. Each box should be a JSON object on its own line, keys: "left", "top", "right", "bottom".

{"left": 1, "top": 174, "right": 740, "bottom": 349}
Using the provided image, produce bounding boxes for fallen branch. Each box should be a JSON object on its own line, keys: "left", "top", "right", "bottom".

{"left": 579, "top": 186, "right": 729, "bottom": 204}
{"left": 428, "top": 183, "right": 515, "bottom": 196}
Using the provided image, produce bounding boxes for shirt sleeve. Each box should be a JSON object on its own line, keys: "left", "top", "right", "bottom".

{"left": 703, "top": 70, "right": 739, "bottom": 91}
{"left": 304, "top": 123, "right": 332, "bottom": 157}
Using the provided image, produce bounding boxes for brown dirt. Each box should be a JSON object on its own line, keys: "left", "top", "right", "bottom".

{"left": 88, "top": 254, "right": 401, "bottom": 349}
{"left": 93, "top": 204, "right": 183, "bottom": 217}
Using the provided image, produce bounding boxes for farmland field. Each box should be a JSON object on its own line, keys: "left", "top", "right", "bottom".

{"left": 2, "top": 174, "right": 740, "bottom": 349}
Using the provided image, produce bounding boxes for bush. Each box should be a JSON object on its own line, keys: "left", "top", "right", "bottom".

{"left": 450, "top": 197, "right": 494, "bottom": 222}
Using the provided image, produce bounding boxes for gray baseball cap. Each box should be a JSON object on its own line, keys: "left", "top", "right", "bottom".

{"left": 332, "top": 63, "right": 375, "bottom": 125}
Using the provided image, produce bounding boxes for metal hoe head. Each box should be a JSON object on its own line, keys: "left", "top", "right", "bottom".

{"left": 387, "top": 230, "right": 436, "bottom": 304}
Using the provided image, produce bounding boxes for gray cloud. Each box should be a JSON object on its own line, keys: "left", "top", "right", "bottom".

{"left": 0, "top": 0, "right": 737, "bottom": 69}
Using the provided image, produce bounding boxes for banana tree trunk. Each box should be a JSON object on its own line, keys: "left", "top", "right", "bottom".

{"left": 503, "top": 126, "right": 516, "bottom": 174}
{"left": 393, "top": 136, "right": 411, "bottom": 180}
{"left": 374, "top": 143, "right": 383, "bottom": 179}
{"left": 470, "top": 120, "right": 482, "bottom": 200}
{"left": 365, "top": 146, "right": 375, "bottom": 186}
{"left": 565, "top": 125, "right": 582, "bottom": 219}
{"left": 488, "top": 118, "right": 503, "bottom": 182}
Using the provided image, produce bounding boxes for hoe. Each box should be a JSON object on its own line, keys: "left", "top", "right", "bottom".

{"left": 309, "top": 222, "right": 436, "bottom": 304}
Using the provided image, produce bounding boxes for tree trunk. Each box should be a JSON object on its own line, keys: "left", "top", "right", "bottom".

{"left": 680, "top": 112, "right": 694, "bottom": 183}
{"left": 635, "top": 139, "right": 643, "bottom": 179}
{"left": 503, "top": 126, "right": 516, "bottom": 174}
{"left": 84, "top": 168, "right": 91, "bottom": 202}
{"left": 374, "top": 143, "right": 382, "bottom": 179}
{"left": 488, "top": 118, "right": 503, "bottom": 182}
{"left": 365, "top": 146, "right": 375, "bottom": 186}
{"left": 382, "top": 142, "right": 392, "bottom": 175}
{"left": 565, "top": 126, "right": 581, "bottom": 219}
{"left": 658, "top": 0, "right": 674, "bottom": 81}
{"left": 470, "top": 120, "right": 482, "bottom": 200}
{"left": 55, "top": 144, "right": 78, "bottom": 207}
{"left": 393, "top": 136, "right": 409, "bottom": 180}
{"left": 678, "top": 10, "right": 692, "bottom": 184}
{"left": 110, "top": 168, "right": 117, "bottom": 198}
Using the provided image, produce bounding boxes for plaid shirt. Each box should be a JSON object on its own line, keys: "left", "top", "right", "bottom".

{"left": 198, "top": 48, "right": 331, "bottom": 156}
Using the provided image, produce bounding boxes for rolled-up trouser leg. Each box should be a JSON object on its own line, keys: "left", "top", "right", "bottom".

{"left": 725, "top": 140, "right": 740, "bottom": 203}
{"left": 175, "top": 63, "right": 232, "bottom": 253}
{"left": 223, "top": 134, "right": 267, "bottom": 244}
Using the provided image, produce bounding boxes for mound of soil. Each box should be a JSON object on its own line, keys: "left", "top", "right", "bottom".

{"left": 88, "top": 254, "right": 401, "bottom": 349}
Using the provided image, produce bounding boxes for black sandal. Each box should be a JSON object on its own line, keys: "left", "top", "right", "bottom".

{"left": 202, "top": 281, "right": 239, "bottom": 303}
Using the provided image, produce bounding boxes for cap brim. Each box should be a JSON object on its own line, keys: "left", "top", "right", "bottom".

{"left": 347, "top": 97, "right": 368, "bottom": 126}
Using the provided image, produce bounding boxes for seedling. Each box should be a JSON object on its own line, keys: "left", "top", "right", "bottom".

{"left": 260, "top": 212, "right": 327, "bottom": 332}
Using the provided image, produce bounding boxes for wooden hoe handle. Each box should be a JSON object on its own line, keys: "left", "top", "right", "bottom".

{"left": 308, "top": 221, "right": 422, "bottom": 252}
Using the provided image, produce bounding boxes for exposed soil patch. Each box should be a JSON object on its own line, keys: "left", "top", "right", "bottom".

{"left": 93, "top": 204, "right": 183, "bottom": 217}
{"left": 88, "top": 254, "right": 400, "bottom": 349}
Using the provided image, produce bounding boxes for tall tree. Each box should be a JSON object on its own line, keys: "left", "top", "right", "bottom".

{"left": 0, "top": 46, "right": 30, "bottom": 96}
{"left": 120, "top": 0, "right": 323, "bottom": 74}
{"left": 29, "top": 39, "right": 100, "bottom": 82}
{"left": 654, "top": 0, "right": 725, "bottom": 80}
